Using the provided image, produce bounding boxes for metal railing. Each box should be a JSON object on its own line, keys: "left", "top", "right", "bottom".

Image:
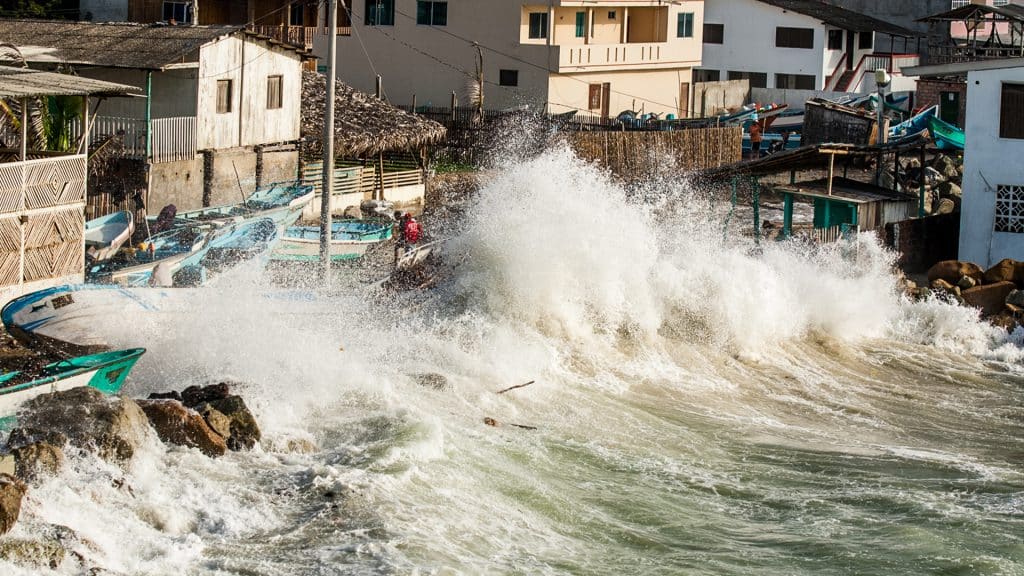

{"left": 150, "top": 116, "right": 197, "bottom": 164}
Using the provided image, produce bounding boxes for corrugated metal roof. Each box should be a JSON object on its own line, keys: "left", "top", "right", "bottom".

{"left": 0, "top": 19, "right": 304, "bottom": 70}
{"left": 757, "top": 0, "right": 922, "bottom": 37}
{"left": 0, "top": 65, "right": 139, "bottom": 97}
{"left": 919, "top": 3, "right": 1024, "bottom": 23}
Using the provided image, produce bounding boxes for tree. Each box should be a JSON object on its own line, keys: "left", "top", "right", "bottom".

{"left": 0, "top": 0, "right": 79, "bottom": 20}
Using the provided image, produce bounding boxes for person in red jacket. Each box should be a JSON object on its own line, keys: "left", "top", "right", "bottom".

{"left": 394, "top": 212, "right": 424, "bottom": 265}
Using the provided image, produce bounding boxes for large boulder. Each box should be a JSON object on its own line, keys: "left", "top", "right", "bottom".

{"left": 0, "top": 473, "right": 27, "bottom": 536}
{"left": 180, "top": 383, "right": 231, "bottom": 408}
{"left": 193, "top": 403, "right": 232, "bottom": 439}
{"left": 936, "top": 181, "right": 962, "bottom": 199}
{"left": 961, "top": 281, "right": 1017, "bottom": 316}
{"left": 135, "top": 400, "right": 227, "bottom": 458}
{"left": 983, "top": 258, "right": 1019, "bottom": 285}
{"left": 933, "top": 154, "right": 960, "bottom": 181}
{"left": 927, "top": 260, "right": 984, "bottom": 285}
{"left": 0, "top": 523, "right": 84, "bottom": 570}
{"left": 1007, "top": 289, "right": 1024, "bottom": 309}
{"left": 195, "top": 396, "right": 260, "bottom": 451}
{"left": 15, "top": 387, "right": 152, "bottom": 464}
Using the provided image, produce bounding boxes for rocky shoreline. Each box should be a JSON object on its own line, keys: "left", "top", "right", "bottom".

{"left": 905, "top": 258, "right": 1024, "bottom": 332}
{"left": 0, "top": 382, "right": 268, "bottom": 572}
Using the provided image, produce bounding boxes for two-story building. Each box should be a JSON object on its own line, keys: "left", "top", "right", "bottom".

{"left": 0, "top": 19, "right": 307, "bottom": 212}
{"left": 698, "top": 0, "right": 921, "bottom": 94}
{"left": 314, "top": 0, "right": 705, "bottom": 118}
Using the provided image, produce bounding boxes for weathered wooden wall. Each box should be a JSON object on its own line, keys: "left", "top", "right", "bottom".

{"left": 565, "top": 127, "right": 743, "bottom": 178}
{"left": 803, "top": 101, "right": 876, "bottom": 146}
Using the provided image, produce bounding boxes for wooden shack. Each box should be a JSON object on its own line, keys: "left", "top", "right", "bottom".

{"left": 802, "top": 98, "right": 879, "bottom": 146}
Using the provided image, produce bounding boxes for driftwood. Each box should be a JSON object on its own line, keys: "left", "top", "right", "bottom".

{"left": 496, "top": 380, "right": 535, "bottom": 395}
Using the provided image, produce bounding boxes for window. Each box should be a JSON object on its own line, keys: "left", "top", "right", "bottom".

{"left": 703, "top": 23, "right": 724, "bottom": 44}
{"left": 499, "top": 69, "right": 518, "bottom": 87}
{"left": 775, "top": 27, "right": 814, "bottom": 49}
{"left": 416, "top": 1, "right": 447, "bottom": 26}
{"left": 950, "top": 0, "right": 969, "bottom": 7}
{"left": 266, "top": 75, "right": 282, "bottom": 109}
{"left": 575, "top": 11, "right": 585, "bottom": 37}
{"left": 608, "top": 10, "right": 616, "bottom": 19}
{"left": 694, "top": 69, "right": 720, "bottom": 83}
{"left": 528, "top": 12, "right": 548, "bottom": 39}
{"left": 775, "top": 73, "right": 816, "bottom": 90}
{"left": 589, "top": 84, "right": 602, "bottom": 110}
{"left": 827, "top": 29, "right": 842, "bottom": 50}
{"left": 365, "top": 0, "right": 394, "bottom": 26}
{"left": 289, "top": 3, "right": 303, "bottom": 26}
{"left": 995, "top": 185, "right": 1024, "bottom": 233}
{"left": 858, "top": 32, "right": 873, "bottom": 50}
{"left": 728, "top": 70, "right": 767, "bottom": 88}
{"left": 677, "top": 13, "right": 694, "bottom": 38}
{"left": 216, "top": 80, "right": 232, "bottom": 114}
{"left": 1000, "top": 83, "right": 1024, "bottom": 139}
{"left": 162, "top": 1, "right": 192, "bottom": 23}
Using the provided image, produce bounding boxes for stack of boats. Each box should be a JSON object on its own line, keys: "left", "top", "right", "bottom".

{"left": 0, "top": 180, "right": 402, "bottom": 421}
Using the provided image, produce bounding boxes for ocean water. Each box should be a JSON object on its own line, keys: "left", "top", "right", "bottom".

{"left": 3, "top": 147, "right": 1023, "bottom": 575}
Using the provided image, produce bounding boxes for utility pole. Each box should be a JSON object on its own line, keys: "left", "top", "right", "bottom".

{"left": 320, "top": 0, "right": 338, "bottom": 283}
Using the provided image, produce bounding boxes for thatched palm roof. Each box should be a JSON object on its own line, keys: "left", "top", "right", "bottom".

{"left": 301, "top": 71, "right": 446, "bottom": 158}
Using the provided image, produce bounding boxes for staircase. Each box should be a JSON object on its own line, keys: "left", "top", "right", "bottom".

{"left": 834, "top": 70, "right": 857, "bottom": 92}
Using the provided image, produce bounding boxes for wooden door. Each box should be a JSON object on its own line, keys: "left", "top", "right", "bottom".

{"left": 940, "top": 91, "right": 961, "bottom": 126}
{"left": 679, "top": 82, "right": 690, "bottom": 118}
{"left": 846, "top": 31, "right": 855, "bottom": 67}
{"left": 601, "top": 82, "right": 611, "bottom": 119}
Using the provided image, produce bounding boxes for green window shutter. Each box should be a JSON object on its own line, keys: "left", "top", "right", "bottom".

{"left": 677, "top": 13, "right": 693, "bottom": 38}
{"left": 575, "top": 12, "right": 585, "bottom": 37}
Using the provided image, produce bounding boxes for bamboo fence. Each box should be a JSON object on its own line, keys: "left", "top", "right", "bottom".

{"left": 565, "top": 127, "right": 742, "bottom": 177}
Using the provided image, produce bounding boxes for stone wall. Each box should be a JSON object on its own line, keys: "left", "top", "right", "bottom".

{"left": 883, "top": 213, "right": 961, "bottom": 273}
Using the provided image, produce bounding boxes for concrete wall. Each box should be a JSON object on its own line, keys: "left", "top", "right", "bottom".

{"left": 694, "top": 79, "right": 748, "bottom": 116}
{"left": 80, "top": 0, "right": 129, "bottom": 21}
{"left": 959, "top": 65, "right": 1024, "bottom": 268}
{"left": 197, "top": 35, "right": 303, "bottom": 150}
{"left": 148, "top": 155, "right": 205, "bottom": 213}
{"left": 318, "top": 0, "right": 703, "bottom": 115}
{"left": 752, "top": 87, "right": 850, "bottom": 109}
{"left": 883, "top": 213, "right": 960, "bottom": 273}
{"left": 820, "top": 0, "right": 942, "bottom": 55}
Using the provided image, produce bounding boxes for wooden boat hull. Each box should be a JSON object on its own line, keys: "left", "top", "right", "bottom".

{"left": 0, "top": 348, "right": 145, "bottom": 418}
{"left": 271, "top": 220, "right": 392, "bottom": 262}
{"left": 149, "top": 183, "right": 314, "bottom": 229}
{"left": 928, "top": 116, "right": 965, "bottom": 150}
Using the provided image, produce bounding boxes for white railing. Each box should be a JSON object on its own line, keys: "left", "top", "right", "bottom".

{"left": 90, "top": 116, "right": 147, "bottom": 157}
{"left": 150, "top": 116, "right": 197, "bottom": 164}
{"left": 560, "top": 42, "right": 689, "bottom": 70}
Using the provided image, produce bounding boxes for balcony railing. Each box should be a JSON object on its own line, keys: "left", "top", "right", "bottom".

{"left": 248, "top": 24, "right": 322, "bottom": 50}
{"left": 927, "top": 43, "right": 1024, "bottom": 64}
{"left": 558, "top": 42, "right": 694, "bottom": 71}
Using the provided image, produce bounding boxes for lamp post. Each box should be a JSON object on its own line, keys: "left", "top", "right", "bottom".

{"left": 874, "top": 68, "right": 892, "bottom": 188}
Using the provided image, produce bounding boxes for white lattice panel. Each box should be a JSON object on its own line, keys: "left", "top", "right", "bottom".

{"left": 0, "top": 215, "right": 20, "bottom": 288}
{"left": 24, "top": 156, "right": 87, "bottom": 209}
{"left": 995, "top": 185, "right": 1024, "bottom": 234}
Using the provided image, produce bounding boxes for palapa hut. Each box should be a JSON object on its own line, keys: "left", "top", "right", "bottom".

{"left": 300, "top": 71, "right": 445, "bottom": 213}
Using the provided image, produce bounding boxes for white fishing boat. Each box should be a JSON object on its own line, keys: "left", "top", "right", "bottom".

{"left": 84, "top": 211, "right": 134, "bottom": 263}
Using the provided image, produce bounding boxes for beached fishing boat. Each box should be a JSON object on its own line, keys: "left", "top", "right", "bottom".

{"left": 271, "top": 219, "right": 393, "bottom": 262}
{"left": 889, "top": 106, "right": 938, "bottom": 141}
{"left": 87, "top": 223, "right": 213, "bottom": 286}
{"left": 149, "top": 182, "right": 314, "bottom": 229}
{"left": 0, "top": 348, "right": 145, "bottom": 418}
{"left": 84, "top": 211, "right": 134, "bottom": 263}
{"left": 928, "top": 116, "right": 965, "bottom": 150}
{"left": 168, "top": 217, "right": 279, "bottom": 285}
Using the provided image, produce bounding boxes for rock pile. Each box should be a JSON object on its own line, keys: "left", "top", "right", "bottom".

{"left": 906, "top": 258, "right": 1024, "bottom": 330}
{"left": 899, "top": 154, "right": 963, "bottom": 216}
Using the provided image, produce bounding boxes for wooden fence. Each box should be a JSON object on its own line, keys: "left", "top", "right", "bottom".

{"left": 565, "top": 127, "right": 742, "bottom": 177}
{"left": 301, "top": 160, "right": 424, "bottom": 197}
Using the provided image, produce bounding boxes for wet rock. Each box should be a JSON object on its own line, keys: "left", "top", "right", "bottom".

{"left": 285, "top": 438, "right": 317, "bottom": 454}
{"left": 0, "top": 537, "right": 65, "bottom": 569}
{"left": 194, "top": 403, "right": 232, "bottom": 439}
{"left": 136, "top": 400, "right": 227, "bottom": 458}
{"left": 5, "top": 428, "right": 68, "bottom": 450}
{"left": 927, "top": 260, "right": 984, "bottom": 286}
{"left": 911, "top": 286, "right": 933, "bottom": 301}
{"left": 930, "top": 278, "right": 957, "bottom": 293}
{"left": 1007, "top": 289, "right": 1024, "bottom": 309}
{"left": 989, "top": 311, "right": 1020, "bottom": 332}
{"left": 181, "top": 383, "right": 231, "bottom": 408}
{"left": 147, "top": 391, "right": 182, "bottom": 402}
{"left": 962, "top": 281, "right": 1017, "bottom": 316}
{"left": 937, "top": 181, "right": 962, "bottom": 199}
{"left": 934, "top": 198, "right": 957, "bottom": 215}
{"left": 483, "top": 417, "right": 498, "bottom": 427}
{"left": 0, "top": 473, "right": 27, "bottom": 536}
{"left": 957, "top": 275, "right": 978, "bottom": 289}
{"left": 7, "top": 441, "right": 64, "bottom": 483}
{"left": 413, "top": 372, "right": 449, "bottom": 390}
{"left": 933, "top": 154, "right": 960, "bottom": 180}
{"left": 198, "top": 396, "right": 260, "bottom": 451}
{"left": 15, "top": 387, "right": 152, "bottom": 464}
{"left": 983, "top": 258, "right": 1019, "bottom": 285}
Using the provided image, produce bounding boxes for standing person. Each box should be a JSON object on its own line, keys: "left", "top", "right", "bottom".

{"left": 402, "top": 213, "right": 422, "bottom": 252}
{"left": 394, "top": 212, "right": 410, "bottom": 265}
{"left": 749, "top": 116, "right": 763, "bottom": 160}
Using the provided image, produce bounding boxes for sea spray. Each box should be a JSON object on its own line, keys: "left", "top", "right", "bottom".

{"left": 2, "top": 146, "right": 1022, "bottom": 575}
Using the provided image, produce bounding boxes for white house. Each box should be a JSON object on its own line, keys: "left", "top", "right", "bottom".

{"left": 314, "top": 0, "right": 706, "bottom": 118}
{"left": 0, "top": 20, "right": 308, "bottom": 213}
{"left": 699, "top": 0, "right": 921, "bottom": 94}
{"left": 954, "top": 58, "right": 1024, "bottom": 267}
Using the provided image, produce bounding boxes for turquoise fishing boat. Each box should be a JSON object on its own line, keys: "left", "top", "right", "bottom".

{"left": 149, "top": 182, "right": 314, "bottom": 229}
{"left": 170, "top": 217, "right": 279, "bottom": 285}
{"left": 889, "top": 106, "right": 938, "bottom": 142}
{"left": 84, "top": 211, "right": 134, "bottom": 263}
{"left": 0, "top": 348, "right": 145, "bottom": 422}
{"left": 271, "top": 220, "right": 393, "bottom": 262}
{"left": 87, "top": 224, "right": 214, "bottom": 286}
{"left": 928, "top": 115, "right": 965, "bottom": 150}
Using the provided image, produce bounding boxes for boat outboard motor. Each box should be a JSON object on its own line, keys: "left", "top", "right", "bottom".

{"left": 360, "top": 199, "right": 394, "bottom": 220}
{"left": 152, "top": 204, "right": 177, "bottom": 234}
